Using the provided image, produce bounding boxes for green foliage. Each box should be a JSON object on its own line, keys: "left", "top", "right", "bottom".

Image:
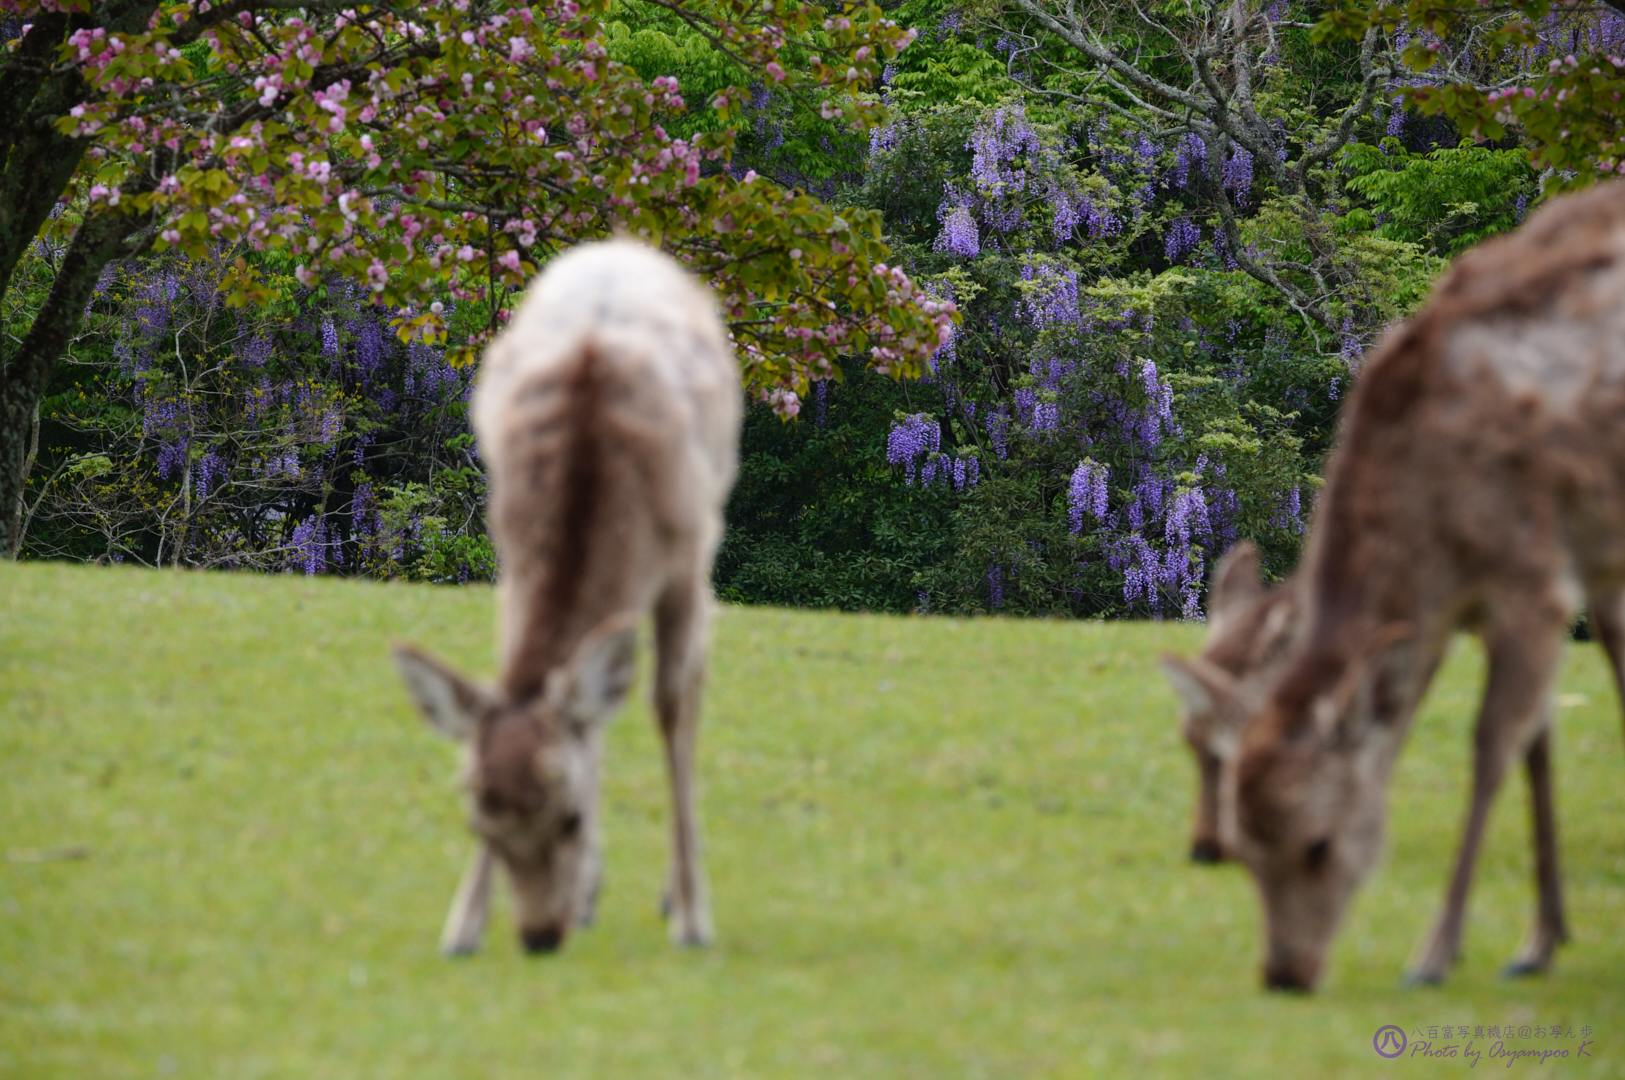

{"left": 1341, "top": 140, "right": 1535, "bottom": 256}
{"left": 1315, "top": 0, "right": 1625, "bottom": 193}
{"left": 718, "top": 368, "right": 957, "bottom": 611}
{"left": 370, "top": 478, "right": 497, "bottom": 584}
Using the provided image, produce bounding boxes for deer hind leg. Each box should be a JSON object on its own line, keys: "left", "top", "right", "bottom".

{"left": 1407, "top": 613, "right": 1566, "bottom": 986}
{"left": 1499, "top": 584, "right": 1625, "bottom": 975}
{"left": 1587, "top": 589, "right": 1625, "bottom": 745}
{"left": 1504, "top": 724, "right": 1569, "bottom": 975}
{"left": 653, "top": 576, "right": 715, "bottom": 946}
{"left": 439, "top": 842, "right": 495, "bottom": 956}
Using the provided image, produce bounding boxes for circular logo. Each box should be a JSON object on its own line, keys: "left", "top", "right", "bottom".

{"left": 1374, "top": 1026, "right": 1408, "bottom": 1059}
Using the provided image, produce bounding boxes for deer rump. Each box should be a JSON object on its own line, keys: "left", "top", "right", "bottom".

{"left": 396, "top": 241, "right": 740, "bottom": 955}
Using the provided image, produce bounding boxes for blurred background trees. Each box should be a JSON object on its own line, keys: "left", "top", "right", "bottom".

{"left": 13, "top": 0, "right": 1618, "bottom": 615}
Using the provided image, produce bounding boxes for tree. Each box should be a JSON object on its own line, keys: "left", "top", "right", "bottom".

{"left": 0, "top": 0, "right": 958, "bottom": 554}
{"left": 1315, "top": 0, "right": 1625, "bottom": 189}
{"left": 993, "top": 0, "right": 1395, "bottom": 345}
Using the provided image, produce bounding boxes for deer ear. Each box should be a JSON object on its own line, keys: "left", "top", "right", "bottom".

{"left": 1207, "top": 541, "right": 1263, "bottom": 623}
{"left": 1160, "top": 653, "right": 1245, "bottom": 749}
{"left": 546, "top": 614, "right": 638, "bottom": 728}
{"left": 393, "top": 644, "right": 493, "bottom": 741}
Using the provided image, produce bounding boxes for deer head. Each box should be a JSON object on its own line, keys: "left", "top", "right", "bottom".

{"left": 1228, "top": 623, "right": 1416, "bottom": 991}
{"left": 393, "top": 617, "right": 636, "bottom": 953}
{"left": 1160, "top": 542, "right": 1298, "bottom": 863}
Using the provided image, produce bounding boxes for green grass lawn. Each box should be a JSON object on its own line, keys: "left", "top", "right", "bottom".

{"left": 2, "top": 562, "right": 1622, "bottom": 1078}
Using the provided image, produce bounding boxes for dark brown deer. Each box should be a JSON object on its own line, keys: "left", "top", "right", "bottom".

{"left": 1192, "top": 182, "right": 1625, "bottom": 991}
{"left": 393, "top": 240, "right": 741, "bottom": 954}
{"left": 1161, "top": 542, "right": 1300, "bottom": 864}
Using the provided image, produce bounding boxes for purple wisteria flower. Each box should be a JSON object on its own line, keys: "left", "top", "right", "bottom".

{"left": 1339, "top": 319, "right": 1364, "bottom": 371}
{"left": 194, "top": 450, "right": 227, "bottom": 498}
{"left": 1165, "top": 219, "right": 1202, "bottom": 263}
{"left": 985, "top": 408, "right": 1009, "bottom": 459}
{"left": 156, "top": 442, "right": 187, "bottom": 479}
{"left": 1221, "top": 148, "right": 1255, "bottom": 204}
{"left": 1134, "top": 357, "right": 1175, "bottom": 446}
{"left": 289, "top": 514, "right": 328, "bottom": 575}
{"left": 887, "top": 413, "right": 940, "bottom": 485}
{"left": 969, "top": 105, "right": 1045, "bottom": 199}
{"left": 1031, "top": 400, "right": 1060, "bottom": 433}
{"left": 1019, "top": 261, "right": 1080, "bottom": 329}
{"left": 1272, "top": 486, "right": 1305, "bottom": 534}
{"left": 1067, "top": 460, "right": 1110, "bottom": 533}
{"left": 354, "top": 318, "right": 387, "bottom": 380}
{"left": 406, "top": 341, "right": 464, "bottom": 400}
{"left": 1172, "top": 133, "right": 1206, "bottom": 189}
{"left": 254, "top": 449, "right": 301, "bottom": 479}
{"left": 143, "top": 397, "right": 185, "bottom": 439}
{"left": 1386, "top": 98, "right": 1406, "bottom": 138}
{"left": 934, "top": 186, "right": 980, "bottom": 257}
{"left": 238, "top": 334, "right": 274, "bottom": 368}
{"left": 870, "top": 120, "right": 903, "bottom": 156}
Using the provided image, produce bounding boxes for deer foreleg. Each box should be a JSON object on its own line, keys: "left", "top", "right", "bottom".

{"left": 1505, "top": 724, "right": 1569, "bottom": 976}
{"left": 654, "top": 579, "right": 714, "bottom": 947}
{"left": 439, "top": 842, "right": 494, "bottom": 956}
{"left": 1190, "top": 744, "right": 1225, "bottom": 864}
{"left": 1407, "top": 619, "right": 1564, "bottom": 986}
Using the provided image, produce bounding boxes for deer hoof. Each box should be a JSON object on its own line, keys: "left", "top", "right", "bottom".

{"left": 1402, "top": 969, "right": 1446, "bottom": 988}
{"left": 673, "top": 927, "right": 713, "bottom": 948}
{"left": 1190, "top": 838, "right": 1223, "bottom": 864}
{"left": 1501, "top": 958, "right": 1550, "bottom": 979}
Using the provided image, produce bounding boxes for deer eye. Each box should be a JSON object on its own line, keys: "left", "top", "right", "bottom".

{"left": 479, "top": 790, "right": 508, "bottom": 817}
{"left": 560, "top": 812, "right": 583, "bottom": 838}
{"left": 1305, "top": 837, "right": 1331, "bottom": 872}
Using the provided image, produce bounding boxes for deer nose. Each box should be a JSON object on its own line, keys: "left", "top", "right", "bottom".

{"left": 1263, "top": 957, "right": 1317, "bottom": 993}
{"left": 521, "top": 925, "right": 564, "bottom": 954}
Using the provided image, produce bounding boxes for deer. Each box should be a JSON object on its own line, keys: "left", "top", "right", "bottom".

{"left": 392, "top": 240, "right": 741, "bottom": 955}
{"left": 1166, "top": 180, "right": 1625, "bottom": 992}
{"left": 1161, "top": 542, "right": 1300, "bottom": 864}
{"left": 1163, "top": 546, "right": 1612, "bottom": 982}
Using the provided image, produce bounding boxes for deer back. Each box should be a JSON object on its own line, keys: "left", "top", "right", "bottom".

{"left": 471, "top": 241, "right": 742, "bottom": 701}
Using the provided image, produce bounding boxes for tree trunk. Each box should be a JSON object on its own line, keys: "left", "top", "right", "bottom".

{"left": 0, "top": 6, "right": 163, "bottom": 556}
{"left": 0, "top": 380, "right": 37, "bottom": 559}
{"left": 0, "top": 207, "right": 150, "bottom": 556}
{"left": 6, "top": 402, "right": 39, "bottom": 559}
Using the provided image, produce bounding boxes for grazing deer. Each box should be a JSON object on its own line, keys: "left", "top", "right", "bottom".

{"left": 1178, "top": 181, "right": 1625, "bottom": 991}
{"left": 393, "top": 240, "right": 741, "bottom": 954}
{"left": 1165, "top": 548, "right": 1605, "bottom": 983}
{"left": 1161, "top": 542, "right": 1300, "bottom": 864}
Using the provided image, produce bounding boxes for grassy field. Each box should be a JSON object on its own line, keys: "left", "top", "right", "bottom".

{"left": 1, "top": 561, "right": 1622, "bottom": 1078}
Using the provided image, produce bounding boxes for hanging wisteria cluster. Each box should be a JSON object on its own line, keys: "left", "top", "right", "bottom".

{"left": 19, "top": 252, "right": 490, "bottom": 580}
{"left": 1067, "top": 460, "right": 1110, "bottom": 534}
{"left": 869, "top": 99, "right": 1316, "bottom": 618}
{"left": 886, "top": 412, "right": 982, "bottom": 490}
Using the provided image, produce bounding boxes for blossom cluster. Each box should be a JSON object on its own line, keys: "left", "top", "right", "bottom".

{"left": 15, "top": 0, "right": 950, "bottom": 394}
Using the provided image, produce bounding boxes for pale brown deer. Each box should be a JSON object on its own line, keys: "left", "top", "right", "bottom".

{"left": 393, "top": 240, "right": 741, "bottom": 954}
{"left": 1185, "top": 181, "right": 1625, "bottom": 991}
{"left": 1161, "top": 542, "right": 1300, "bottom": 864}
